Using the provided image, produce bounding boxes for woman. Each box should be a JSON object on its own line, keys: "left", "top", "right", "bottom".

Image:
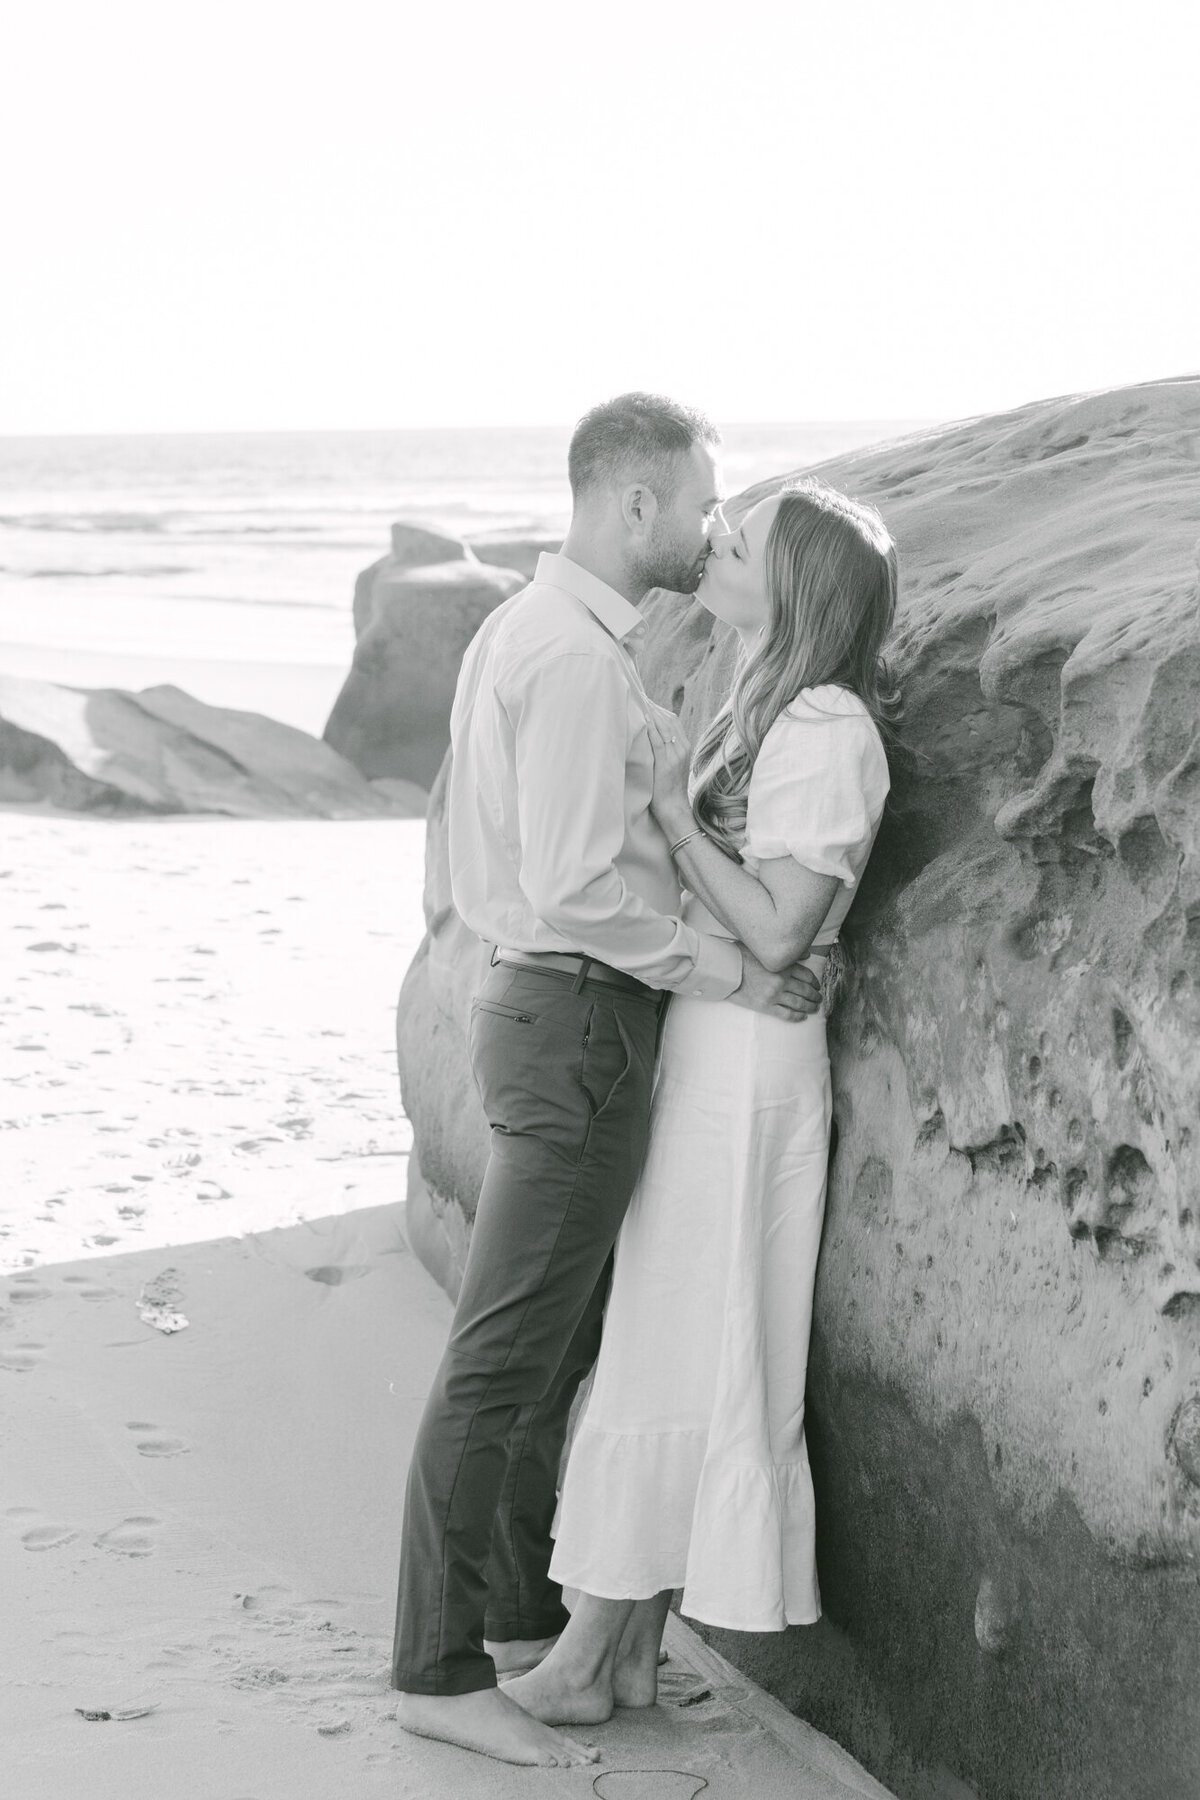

{"left": 505, "top": 477, "right": 898, "bottom": 1727}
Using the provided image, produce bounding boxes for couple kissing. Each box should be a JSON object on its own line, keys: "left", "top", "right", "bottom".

{"left": 391, "top": 392, "right": 897, "bottom": 1768}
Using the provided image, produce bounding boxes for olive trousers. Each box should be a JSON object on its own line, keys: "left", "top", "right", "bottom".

{"left": 391, "top": 960, "right": 663, "bottom": 1696}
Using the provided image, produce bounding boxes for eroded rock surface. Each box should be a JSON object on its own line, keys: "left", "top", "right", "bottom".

{"left": 0, "top": 675, "right": 408, "bottom": 817}
{"left": 323, "top": 523, "right": 525, "bottom": 788}
{"left": 395, "top": 378, "right": 1200, "bottom": 1799}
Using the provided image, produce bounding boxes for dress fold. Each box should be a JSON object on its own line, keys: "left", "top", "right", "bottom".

{"left": 549, "top": 983, "right": 830, "bottom": 1632}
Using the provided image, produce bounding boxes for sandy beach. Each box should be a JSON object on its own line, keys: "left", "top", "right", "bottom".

{"left": 1, "top": 815, "right": 425, "bottom": 1274}
{"left": 1, "top": 811, "right": 891, "bottom": 1800}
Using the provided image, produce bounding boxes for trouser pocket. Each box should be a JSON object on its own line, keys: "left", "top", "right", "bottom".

{"left": 468, "top": 987, "right": 591, "bottom": 1166}
{"left": 579, "top": 1002, "right": 634, "bottom": 1120}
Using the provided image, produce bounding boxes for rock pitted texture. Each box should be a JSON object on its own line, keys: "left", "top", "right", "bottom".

{"left": 395, "top": 378, "right": 1200, "bottom": 1799}
{"left": 323, "top": 523, "right": 525, "bottom": 789}
{"left": 0, "top": 675, "right": 412, "bottom": 817}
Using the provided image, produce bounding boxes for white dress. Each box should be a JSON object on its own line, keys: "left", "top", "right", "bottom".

{"left": 549, "top": 685, "right": 890, "bottom": 1632}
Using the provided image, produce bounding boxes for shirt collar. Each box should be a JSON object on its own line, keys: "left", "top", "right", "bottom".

{"left": 535, "top": 552, "right": 646, "bottom": 645}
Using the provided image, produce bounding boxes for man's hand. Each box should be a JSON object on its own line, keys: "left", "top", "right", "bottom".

{"left": 728, "top": 945, "right": 822, "bottom": 1021}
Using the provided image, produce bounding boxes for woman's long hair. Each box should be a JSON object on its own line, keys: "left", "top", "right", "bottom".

{"left": 691, "top": 479, "right": 899, "bottom": 856}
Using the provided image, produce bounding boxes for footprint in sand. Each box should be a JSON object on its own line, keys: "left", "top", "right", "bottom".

{"left": 53, "top": 1276, "right": 117, "bottom": 1301}
{"left": 304, "top": 1266, "right": 369, "bottom": 1287}
{"left": 6, "top": 1278, "right": 51, "bottom": 1307}
{"left": 235, "top": 1584, "right": 291, "bottom": 1614}
{"left": 125, "top": 1423, "right": 191, "bottom": 1458}
{"left": 7, "top": 1508, "right": 78, "bottom": 1551}
{"left": 0, "top": 1341, "right": 45, "bottom": 1374}
{"left": 95, "top": 1517, "right": 160, "bottom": 1557}
{"left": 22, "top": 1522, "right": 80, "bottom": 1551}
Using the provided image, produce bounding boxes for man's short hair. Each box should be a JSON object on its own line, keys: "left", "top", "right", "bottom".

{"left": 568, "top": 392, "right": 720, "bottom": 505}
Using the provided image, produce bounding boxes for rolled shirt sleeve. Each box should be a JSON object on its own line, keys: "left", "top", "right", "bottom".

{"left": 510, "top": 653, "right": 742, "bottom": 997}
{"left": 742, "top": 706, "right": 887, "bottom": 886}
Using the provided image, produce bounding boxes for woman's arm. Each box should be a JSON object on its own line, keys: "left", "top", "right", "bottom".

{"left": 674, "top": 837, "right": 840, "bottom": 973}
{"left": 646, "top": 710, "right": 841, "bottom": 973}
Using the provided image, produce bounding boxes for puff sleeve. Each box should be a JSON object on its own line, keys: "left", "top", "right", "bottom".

{"left": 741, "top": 690, "right": 889, "bottom": 887}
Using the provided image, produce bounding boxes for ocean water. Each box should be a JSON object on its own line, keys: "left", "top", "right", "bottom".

{"left": 0, "top": 423, "right": 925, "bottom": 734}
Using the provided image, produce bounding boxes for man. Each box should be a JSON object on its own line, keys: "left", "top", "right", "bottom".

{"left": 393, "top": 393, "right": 821, "bottom": 1767}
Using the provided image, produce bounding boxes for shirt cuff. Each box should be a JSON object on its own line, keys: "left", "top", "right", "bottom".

{"left": 673, "top": 933, "right": 743, "bottom": 1001}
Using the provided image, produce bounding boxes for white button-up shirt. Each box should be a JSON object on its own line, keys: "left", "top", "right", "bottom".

{"left": 447, "top": 552, "right": 743, "bottom": 998}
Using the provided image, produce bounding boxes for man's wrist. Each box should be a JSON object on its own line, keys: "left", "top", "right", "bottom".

{"left": 686, "top": 934, "right": 743, "bottom": 1001}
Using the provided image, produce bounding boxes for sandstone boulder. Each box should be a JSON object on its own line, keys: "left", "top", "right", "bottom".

{"left": 395, "top": 756, "right": 493, "bottom": 1295}
{"left": 367, "top": 776, "right": 431, "bottom": 817}
{"left": 323, "top": 522, "right": 525, "bottom": 789}
{"left": 469, "top": 530, "right": 561, "bottom": 581}
{"left": 393, "top": 377, "right": 1200, "bottom": 1799}
{"left": 0, "top": 674, "right": 404, "bottom": 818}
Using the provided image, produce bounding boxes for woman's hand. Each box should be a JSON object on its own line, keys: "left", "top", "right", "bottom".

{"left": 644, "top": 706, "right": 695, "bottom": 837}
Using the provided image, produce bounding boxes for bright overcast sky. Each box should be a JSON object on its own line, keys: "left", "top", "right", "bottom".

{"left": 2, "top": 0, "right": 1197, "bottom": 433}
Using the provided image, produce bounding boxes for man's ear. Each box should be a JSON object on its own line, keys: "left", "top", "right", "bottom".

{"left": 620, "top": 483, "right": 658, "bottom": 537}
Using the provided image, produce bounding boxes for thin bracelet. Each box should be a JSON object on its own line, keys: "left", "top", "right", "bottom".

{"left": 668, "top": 827, "right": 706, "bottom": 857}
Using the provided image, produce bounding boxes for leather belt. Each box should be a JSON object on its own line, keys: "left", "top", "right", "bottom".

{"left": 492, "top": 948, "right": 659, "bottom": 998}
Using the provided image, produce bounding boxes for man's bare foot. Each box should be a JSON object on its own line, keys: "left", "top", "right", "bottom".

{"left": 485, "top": 1632, "right": 560, "bottom": 1675}
{"left": 396, "top": 1688, "right": 598, "bottom": 1766}
{"left": 505, "top": 1658, "right": 615, "bottom": 1727}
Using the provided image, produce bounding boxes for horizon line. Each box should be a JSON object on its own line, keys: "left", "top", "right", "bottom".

{"left": 0, "top": 416, "right": 939, "bottom": 444}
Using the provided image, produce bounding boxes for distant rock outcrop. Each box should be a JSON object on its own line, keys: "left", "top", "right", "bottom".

{"left": 470, "top": 530, "right": 560, "bottom": 581}
{"left": 323, "top": 523, "right": 527, "bottom": 789}
{"left": 0, "top": 675, "right": 416, "bottom": 817}
{"left": 393, "top": 378, "right": 1200, "bottom": 1800}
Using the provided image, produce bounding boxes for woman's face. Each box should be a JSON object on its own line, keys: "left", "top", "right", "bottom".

{"left": 694, "top": 495, "right": 779, "bottom": 638}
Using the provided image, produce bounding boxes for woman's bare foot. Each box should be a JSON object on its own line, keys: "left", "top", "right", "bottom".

{"left": 611, "top": 1642, "right": 659, "bottom": 1709}
{"left": 396, "top": 1688, "right": 599, "bottom": 1766}
{"left": 504, "top": 1656, "right": 616, "bottom": 1727}
{"left": 485, "top": 1632, "right": 560, "bottom": 1675}
{"left": 612, "top": 1591, "right": 673, "bottom": 1708}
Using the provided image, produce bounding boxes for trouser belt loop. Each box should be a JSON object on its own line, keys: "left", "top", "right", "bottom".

{"left": 570, "top": 956, "right": 593, "bottom": 994}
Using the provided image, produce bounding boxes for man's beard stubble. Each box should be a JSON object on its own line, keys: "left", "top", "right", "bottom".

{"left": 633, "top": 527, "right": 706, "bottom": 599}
